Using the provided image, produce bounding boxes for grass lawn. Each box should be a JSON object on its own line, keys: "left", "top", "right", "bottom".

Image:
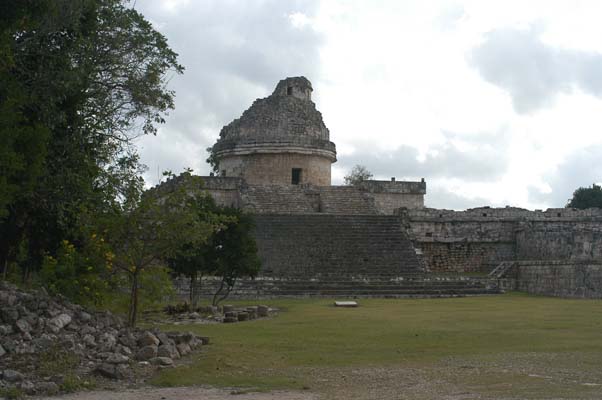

{"left": 150, "top": 293, "right": 602, "bottom": 399}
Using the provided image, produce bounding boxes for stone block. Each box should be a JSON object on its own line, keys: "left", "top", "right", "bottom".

{"left": 136, "top": 345, "right": 158, "bottom": 361}
{"left": 138, "top": 331, "right": 160, "bottom": 347}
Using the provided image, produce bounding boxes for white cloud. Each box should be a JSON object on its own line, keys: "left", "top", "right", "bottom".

{"left": 132, "top": 0, "right": 602, "bottom": 210}
{"left": 470, "top": 26, "right": 602, "bottom": 113}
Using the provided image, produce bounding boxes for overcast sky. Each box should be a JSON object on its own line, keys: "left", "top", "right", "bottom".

{"left": 134, "top": 0, "right": 602, "bottom": 210}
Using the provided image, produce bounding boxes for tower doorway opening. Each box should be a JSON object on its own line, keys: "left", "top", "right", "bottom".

{"left": 292, "top": 168, "right": 302, "bottom": 185}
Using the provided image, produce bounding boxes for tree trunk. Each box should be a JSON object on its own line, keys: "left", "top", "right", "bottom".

{"left": 22, "top": 263, "right": 29, "bottom": 285}
{"left": 128, "top": 271, "right": 139, "bottom": 327}
{"left": 189, "top": 273, "right": 194, "bottom": 305}
{"left": 190, "top": 272, "right": 202, "bottom": 308}
{"left": 213, "top": 278, "right": 235, "bottom": 306}
{"left": 212, "top": 279, "right": 225, "bottom": 306}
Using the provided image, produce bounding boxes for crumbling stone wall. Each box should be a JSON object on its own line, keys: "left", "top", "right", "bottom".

{"left": 403, "top": 207, "right": 602, "bottom": 273}
{"left": 358, "top": 179, "right": 426, "bottom": 212}
{"left": 516, "top": 219, "right": 602, "bottom": 260}
{"left": 213, "top": 183, "right": 425, "bottom": 215}
{"left": 200, "top": 176, "right": 244, "bottom": 208}
{"left": 211, "top": 77, "right": 337, "bottom": 186}
{"left": 512, "top": 261, "right": 602, "bottom": 298}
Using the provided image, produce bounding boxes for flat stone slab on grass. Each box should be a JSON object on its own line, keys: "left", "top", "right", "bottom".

{"left": 334, "top": 301, "right": 358, "bottom": 307}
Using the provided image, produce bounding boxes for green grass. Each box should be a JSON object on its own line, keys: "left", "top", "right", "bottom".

{"left": 150, "top": 293, "right": 602, "bottom": 397}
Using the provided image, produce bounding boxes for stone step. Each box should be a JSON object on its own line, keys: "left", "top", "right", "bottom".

{"left": 253, "top": 214, "right": 424, "bottom": 279}
{"left": 184, "top": 276, "right": 501, "bottom": 299}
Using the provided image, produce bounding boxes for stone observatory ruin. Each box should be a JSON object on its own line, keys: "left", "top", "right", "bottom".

{"left": 213, "top": 77, "right": 336, "bottom": 186}
{"left": 161, "top": 76, "right": 602, "bottom": 299}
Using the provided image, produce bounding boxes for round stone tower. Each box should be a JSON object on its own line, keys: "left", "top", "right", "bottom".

{"left": 211, "top": 77, "right": 337, "bottom": 186}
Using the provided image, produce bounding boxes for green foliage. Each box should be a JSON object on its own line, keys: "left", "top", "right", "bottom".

{"left": 167, "top": 190, "right": 229, "bottom": 306}
{"left": 38, "top": 345, "right": 81, "bottom": 377}
{"left": 59, "top": 374, "right": 96, "bottom": 394}
{"left": 105, "top": 172, "right": 224, "bottom": 326}
{"left": 206, "top": 146, "right": 220, "bottom": 175}
{"left": 39, "top": 237, "right": 112, "bottom": 307}
{"left": 104, "top": 266, "right": 176, "bottom": 316}
{"left": 210, "top": 208, "right": 261, "bottom": 305}
{"left": 566, "top": 183, "right": 602, "bottom": 209}
{"left": 35, "top": 344, "right": 95, "bottom": 392}
{"left": 344, "top": 164, "right": 373, "bottom": 185}
{"left": 0, "top": 387, "right": 24, "bottom": 400}
{"left": 138, "top": 266, "right": 177, "bottom": 311}
{"left": 0, "top": 0, "right": 183, "bottom": 283}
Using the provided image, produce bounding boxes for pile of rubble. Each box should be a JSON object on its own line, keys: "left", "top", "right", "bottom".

{"left": 222, "top": 304, "right": 271, "bottom": 323}
{"left": 0, "top": 281, "right": 206, "bottom": 396}
{"left": 164, "top": 304, "right": 275, "bottom": 325}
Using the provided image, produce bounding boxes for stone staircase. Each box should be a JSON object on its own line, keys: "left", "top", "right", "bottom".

{"left": 317, "top": 187, "right": 378, "bottom": 214}
{"left": 253, "top": 214, "right": 422, "bottom": 278}
{"left": 191, "top": 276, "right": 499, "bottom": 299}
{"left": 177, "top": 214, "right": 502, "bottom": 299}
{"left": 241, "top": 185, "right": 319, "bottom": 214}
{"left": 488, "top": 261, "right": 517, "bottom": 279}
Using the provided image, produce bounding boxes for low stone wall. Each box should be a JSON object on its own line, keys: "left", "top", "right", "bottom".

{"left": 201, "top": 176, "right": 244, "bottom": 208}
{"left": 403, "top": 207, "right": 602, "bottom": 273}
{"left": 513, "top": 261, "right": 602, "bottom": 298}
{"left": 419, "top": 242, "right": 515, "bottom": 273}
{"left": 233, "top": 183, "right": 425, "bottom": 215}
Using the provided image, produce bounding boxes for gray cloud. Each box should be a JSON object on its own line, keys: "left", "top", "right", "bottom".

{"left": 133, "top": 0, "right": 323, "bottom": 184}
{"left": 470, "top": 27, "right": 602, "bottom": 113}
{"left": 425, "top": 186, "right": 494, "bottom": 210}
{"left": 528, "top": 144, "right": 602, "bottom": 207}
{"left": 336, "top": 129, "right": 509, "bottom": 183}
{"left": 333, "top": 129, "right": 511, "bottom": 210}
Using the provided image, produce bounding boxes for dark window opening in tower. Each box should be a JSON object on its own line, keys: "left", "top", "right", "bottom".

{"left": 287, "top": 86, "right": 293, "bottom": 95}
{"left": 292, "top": 168, "right": 302, "bottom": 184}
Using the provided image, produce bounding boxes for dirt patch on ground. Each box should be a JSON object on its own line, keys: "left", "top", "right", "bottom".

{"left": 37, "top": 352, "right": 602, "bottom": 400}
{"left": 39, "top": 386, "right": 317, "bottom": 400}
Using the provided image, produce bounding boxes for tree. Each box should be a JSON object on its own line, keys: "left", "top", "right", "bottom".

{"left": 206, "top": 147, "right": 220, "bottom": 175}
{"left": 211, "top": 208, "right": 261, "bottom": 306}
{"left": 567, "top": 184, "right": 602, "bottom": 209}
{"left": 344, "top": 165, "right": 373, "bottom": 186}
{"left": 0, "top": 0, "right": 183, "bottom": 280}
{"left": 167, "top": 190, "right": 231, "bottom": 307}
{"left": 105, "top": 172, "right": 224, "bottom": 326}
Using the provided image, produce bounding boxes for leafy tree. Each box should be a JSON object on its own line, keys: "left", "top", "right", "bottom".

{"left": 344, "top": 165, "right": 373, "bottom": 186}
{"left": 103, "top": 172, "right": 223, "bottom": 326}
{"left": 566, "top": 184, "right": 602, "bottom": 209}
{"left": 0, "top": 0, "right": 183, "bottom": 281}
{"left": 211, "top": 208, "right": 261, "bottom": 306}
{"left": 39, "top": 236, "right": 113, "bottom": 307}
{"left": 167, "top": 190, "right": 229, "bottom": 307}
{"left": 169, "top": 241, "right": 216, "bottom": 307}
{"left": 206, "top": 147, "right": 220, "bottom": 175}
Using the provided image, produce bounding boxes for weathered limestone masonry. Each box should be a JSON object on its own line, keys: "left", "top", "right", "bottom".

{"left": 161, "top": 76, "right": 602, "bottom": 299}
{"left": 253, "top": 214, "right": 422, "bottom": 279}
{"left": 358, "top": 179, "right": 426, "bottom": 213}
{"left": 205, "top": 77, "right": 426, "bottom": 214}
{"left": 402, "top": 207, "right": 602, "bottom": 296}
{"left": 212, "top": 77, "right": 336, "bottom": 186}
{"left": 511, "top": 261, "right": 602, "bottom": 298}
{"left": 167, "top": 175, "right": 426, "bottom": 215}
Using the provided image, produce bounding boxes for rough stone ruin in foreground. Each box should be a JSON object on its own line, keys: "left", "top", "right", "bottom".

{"left": 0, "top": 281, "right": 204, "bottom": 395}
{"left": 161, "top": 76, "right": 602, "bottom": 299}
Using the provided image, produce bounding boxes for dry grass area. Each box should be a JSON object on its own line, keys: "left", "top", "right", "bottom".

{"left": 46, "top": 293, "right": 602, "bottom": 399}
{"left": 148, "top": 293, "right": 602, "bottom": 399}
